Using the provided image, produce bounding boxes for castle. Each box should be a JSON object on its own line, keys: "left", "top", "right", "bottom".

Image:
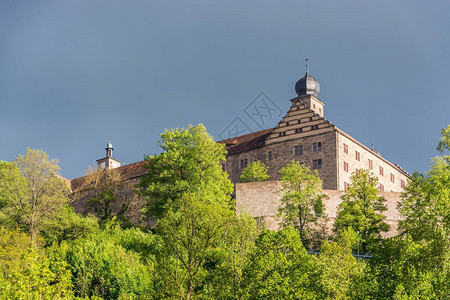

{"left": 69, "top": 68, "right": 409, "bottom": 234}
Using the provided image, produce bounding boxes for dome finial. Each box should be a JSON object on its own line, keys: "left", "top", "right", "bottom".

{"left": 105, "top": 138, "right": 114, "bottom": 157}
{"left": 295, "top": 60, "right": 320, "bottom": 97}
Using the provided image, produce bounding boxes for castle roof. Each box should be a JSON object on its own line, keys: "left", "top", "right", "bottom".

{"left": 70, "top": 160, "right": 147, "bottom": 192}
{"left": 217, "top": 128, "right": 273, "bottom": 154}
{"left": 335, "top": 127, "right": 410, "bottom": 177}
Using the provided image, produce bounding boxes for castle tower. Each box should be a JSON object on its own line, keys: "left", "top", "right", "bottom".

{"left": 294, "top": 64, "right": 324, "bottom": 117}
{"left": 96, "top": 139, "right": 122, "bottom": 170}
{"left": 265, "top": 66, "right": 334, "bottom": 146}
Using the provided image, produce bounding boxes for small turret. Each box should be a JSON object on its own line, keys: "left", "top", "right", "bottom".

{"left": 292, "top": 62, "right": 324, "bottom": 117}
{"left": 96, "top": 139, "right": 122, "bottom": 170}
{"left": 106, "top": 138, "right": 114, "bottom": 158}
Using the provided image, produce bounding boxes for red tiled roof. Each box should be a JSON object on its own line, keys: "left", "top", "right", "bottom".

{"left": 57, "top": 175, "right": 72, "bottom": 190}
{"left": 70, "top": 160, "right": 148, "bottom": 192}
{"left": 217, "top": 128, "right": 273, "bottom": 154}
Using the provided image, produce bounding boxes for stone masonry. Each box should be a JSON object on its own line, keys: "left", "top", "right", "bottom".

{"left": 236, "top": 181, "right": 402, "bottom": 237}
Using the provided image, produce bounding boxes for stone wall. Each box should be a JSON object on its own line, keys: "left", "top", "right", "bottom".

{"left": 236, "top": 181, "right": 402, "bottom": 237}
{"left": 336, "top": 131, "right": 408, "bottom": 192}
{"left": 225, "top": 130, "right": 338, "bottom": 190}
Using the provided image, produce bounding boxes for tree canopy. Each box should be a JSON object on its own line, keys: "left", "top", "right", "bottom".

{"left": 0, "top": 149, "right": 69, "bottom": 246}
{"left": 240, "top": 161, "right": 270, "bottom": 183}
{"left": 139, "top": 124, "right": 233, "bottom": 218}
{"left": 0, "top": 125, "right": 448, "bottom": 299}
{"left": 277, "top": 160, "right": 326, "bottom": 246}
{"left": 333, "top": 169, "right": 388, "bottom": 253}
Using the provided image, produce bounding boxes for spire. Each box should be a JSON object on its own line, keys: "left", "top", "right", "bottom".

{"left": 306, "top": 58, "right": 309, "bottom": 75}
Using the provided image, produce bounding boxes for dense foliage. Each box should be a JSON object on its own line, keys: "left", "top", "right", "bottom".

{"left": 0, "top": 124, "right": 448, "bottom": 299}
{"left": 333, "top": 169, "right": 389, "bottom": 253}
{"left": 277, "top": 160, "right": 327, "bottom": 247}
{"left": 240, "top": 161, "right": 270, "bottom": 183}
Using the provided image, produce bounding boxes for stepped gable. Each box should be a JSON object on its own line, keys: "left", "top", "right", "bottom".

{"left": 70, "top": 160, "right": 148, "bottom": 192}
{"left": 266, "top": 98, "right": 335, "bottom": 145}
{"left": 335, "top": 127, "right": 410, "bottom": 177}
{"left": 217, "top": 128, "right": 273, "bottom": 155}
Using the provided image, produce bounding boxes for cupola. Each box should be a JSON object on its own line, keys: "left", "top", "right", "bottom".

{"left": 292, "top": 63, "right": 324, "bottom": 117}
{"left": 295, "top": 65, "right": 320, "bottom": 97}
{"left": 96, "top": 139, "right": 122, "bottom": 170}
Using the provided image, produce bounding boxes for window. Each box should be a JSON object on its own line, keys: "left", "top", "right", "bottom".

{"left": 344, "top": 162, "right": 349, "bottom": 172}
{"left": 313, "top": 142, "right": 322, "bottom": 152}
{"left": 310, "top": 117, "right": 313, "bottom": 121}
{"left": 240, "top": 158, "right": 248, "bottom": 169}
{"left": 282, "top": 131, "right": 286, "bottom": 136}
{"left": 295, "top": 128, "right": 303, "bottom": 134}
{"left": 313, "top": 159, "right": 322, "bottom": 169}
{"left": 286, "top": 121, "right": 289, "bottom": 126}
{"left": 310, "top": 125, "right": 319, "bottom": 130}
{"left": 368, "top": 159, "right": 373, "bottom": 169}
{"left": 313, "top": 104, "right": 316, "bottom": 109}
{"left": 355, "top": 169, "right": 360, "bottom": 176}
{"left": 294, "top": 145, "right": 303, "bottom": 156}
{"left": 268, "top": 151, "right": 272, "bottom": 161}
{"left": 279, "top": 132, "right": 282, "bottom": 137}
{"left": 344, "top": 143, "right": 348, "bottom": 154}
{"left": 298, "top": 119, "right": 301, "bottom": 124}
{"left": 379, "top": 166, "right": 384, "bottom": 176}
{"left": 401, "top": 180, "right": 405, "bottom": 189}
{"left": 390, "top": 173, "right": 395, "bottom": 183}
{"left": 380, "top": 184, "right": 384, "bottom": 192}
{"left": 221, "top": 164, "right": 226, "bottom": 171}
{"left": 344, "top": 182, "right": 349, "bottom": 191}
{"left": 355, "top": 151, "right": 360, "bottom": 161}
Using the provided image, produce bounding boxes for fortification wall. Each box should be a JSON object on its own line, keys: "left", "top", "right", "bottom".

{"left": 236, "top": 181, "right": 402, "bottom": 237}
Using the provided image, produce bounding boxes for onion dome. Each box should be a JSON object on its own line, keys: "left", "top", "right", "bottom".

{"left": 295, "top": 66, "right": 320, "bottom": 97}
{"left": 106, "top": 138, "right": 113, "bottom": 150}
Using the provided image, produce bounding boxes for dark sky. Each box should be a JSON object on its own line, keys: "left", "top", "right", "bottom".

{"left": 1, "top": 1, "right": 449, "bottom": 179}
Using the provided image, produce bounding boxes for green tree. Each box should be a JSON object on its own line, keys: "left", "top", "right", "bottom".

{"left": 139, "top": 124, "right": 233, "bottom": 218}
{"left": 315, "top": 229, "right": 365, "bottom": 300}
{"left": 201, "top": 211, "right": 261, "bottom": 299}
{"left": 277, "top": 160, "right": 326, "bottom": 246}
{"left": 0, "top": 149, "right": 69, "bottom": 246}
{"left": 155, "top": 192, "right": 233, "bottom": 300}
{"left": 390, "top": 126, "right": 450, "bottom": 299}
{"left": 333, "top": 169, "right": 388, "bottom": 253}
{"left": 40, "top": 205, "right": 99, "bottom": 246}
{"left": 240, "top": 161, "right": 270, "bottom": 183}
{"left": 241, "top": 227, "right": 317, "bottom": 299}
{"left": 366, "top": 236, "right": 448, "bottom": 299}
{"left": 75, "top": 166, "right": 138, "bottom": 226}
{"left": 0, "top": 228, "right": 73, "bottom": 299}
{"left": 437, "top": 124, "right": 450, "bottom": 160}
{"left": 59, "top": 230, "right": 154, "bottom": 299}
